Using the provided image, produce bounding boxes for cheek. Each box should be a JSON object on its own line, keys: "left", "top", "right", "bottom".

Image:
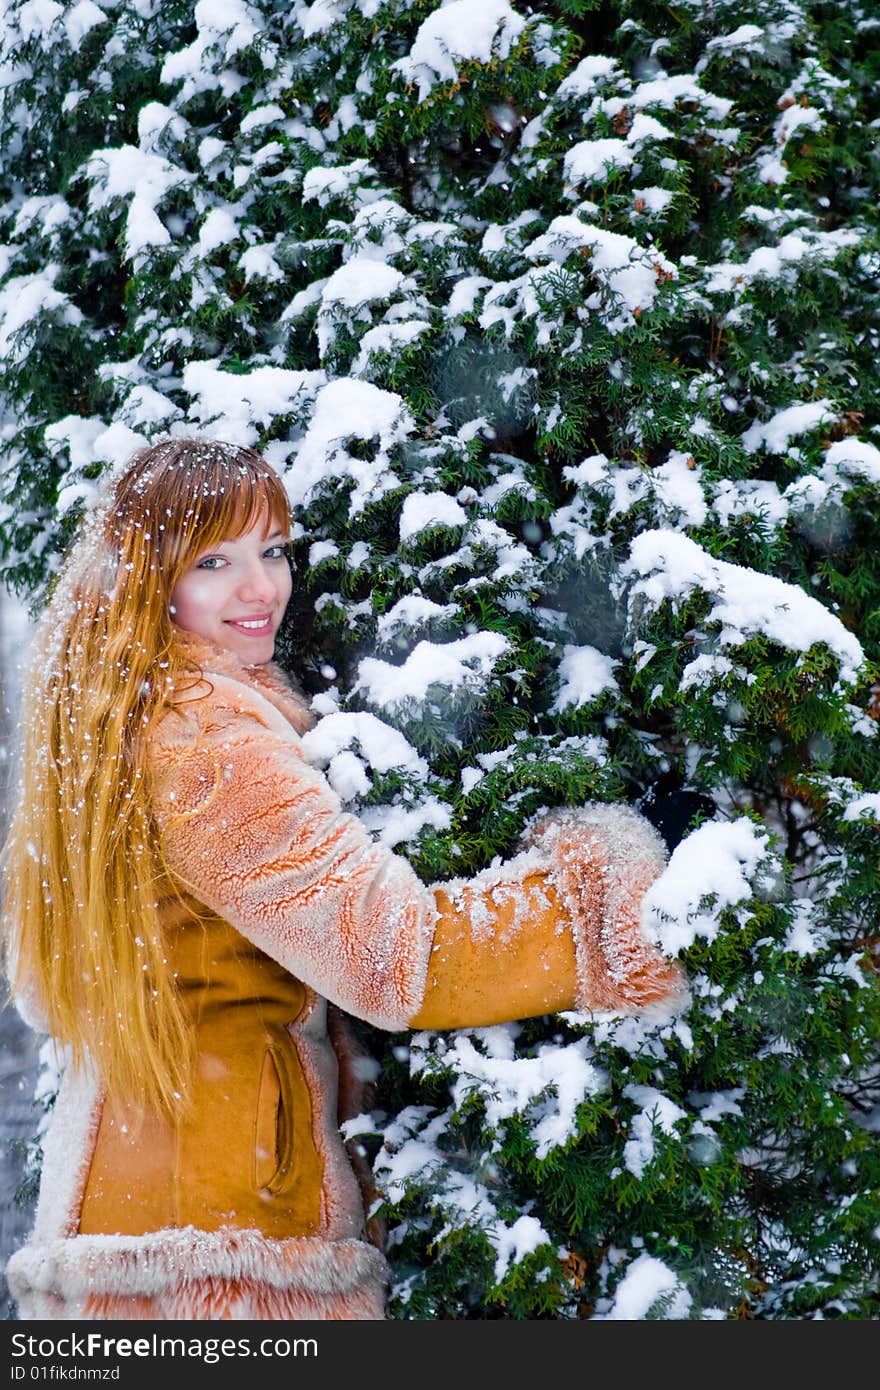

{"left": 169, "top": 573, "right": 223, "bottom": 629}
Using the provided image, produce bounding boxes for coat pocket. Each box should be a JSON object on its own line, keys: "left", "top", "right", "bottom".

{"left": 254, "top": 1038, "right": 297, "bottom": 1195}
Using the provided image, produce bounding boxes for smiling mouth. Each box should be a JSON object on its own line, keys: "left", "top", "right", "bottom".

{"left": 226, "top": 617, "right": 272, "bottom": 631}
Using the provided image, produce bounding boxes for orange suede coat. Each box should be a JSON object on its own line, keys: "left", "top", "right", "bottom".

{"left": 7, "top": 634, "right": 684, "bottom": 1320}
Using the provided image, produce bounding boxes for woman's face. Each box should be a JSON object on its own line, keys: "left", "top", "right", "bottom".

{"left": 169, "top": 510, "right": 293, "bottom": 665}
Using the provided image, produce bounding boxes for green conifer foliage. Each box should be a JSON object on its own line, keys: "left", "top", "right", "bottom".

{"left": 1, "top": 0, "right": 878, "bottom": 1318}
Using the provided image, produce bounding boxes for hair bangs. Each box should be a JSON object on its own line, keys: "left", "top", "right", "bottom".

{"left": 111, "top": 439, "right": 292, "bottom": 585}
{"left": 221, "top": 464, "right": 291, "bottom": 543}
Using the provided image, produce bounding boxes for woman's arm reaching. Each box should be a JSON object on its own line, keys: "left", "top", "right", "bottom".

{"left": 412, "top": 804, "right": 686, "bottom": 1028}
{"left": 149, "top": 677, "right": 685, "bottom": 1034}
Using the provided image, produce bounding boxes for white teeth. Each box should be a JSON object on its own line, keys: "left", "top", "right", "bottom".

{"left": 236, "top": 619, "right": 270, "bottom": 629}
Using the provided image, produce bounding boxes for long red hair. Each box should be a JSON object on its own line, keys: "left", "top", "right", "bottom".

{"left": 1, "top": 438, "right": 292, "bottom": 1113}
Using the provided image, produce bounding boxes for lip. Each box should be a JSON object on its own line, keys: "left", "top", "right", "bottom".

{"left": 224, "top": 615, "right": 274, "bottom": 634}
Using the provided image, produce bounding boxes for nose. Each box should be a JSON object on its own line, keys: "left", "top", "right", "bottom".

{"left": 238, "top": 558, "right": 279, "bottom": 605}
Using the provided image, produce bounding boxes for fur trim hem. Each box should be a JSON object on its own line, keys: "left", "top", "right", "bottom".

{"left": 7, "top": 1227, "right": 389, "bottom": 1321}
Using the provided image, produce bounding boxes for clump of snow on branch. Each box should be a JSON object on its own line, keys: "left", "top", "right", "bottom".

{"left": 392, "top": 0, "right": 528, "bottom": 103}
{"left": 354, "top": 632, "right": 510, "bottom": 712}
{"left": 302, "top": 709, "right": 428, "bottom": 791}
{"left": 625, "top": 528, "right": 865, "bottom": 688}
{"left": 596, "top": 1253, "right": 694, "bottom": 1320}
{"left": 285, "top": 378, "right": 414, "bottom": 515}
{"left": 551, "top": 644, "right": 619, "bottom": 711}
{"left": 181, "top": 360, "right": 325, "bottom": 447}
{"left": 411, "top": 1023, "right": 606, "bottom": 1160}
{"left": 641, "top": 818, "right": 777, "bottom": 955}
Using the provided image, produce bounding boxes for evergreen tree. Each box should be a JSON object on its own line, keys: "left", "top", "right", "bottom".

{"left": 1, "top": 0, "right": 878, "bottom": 1318}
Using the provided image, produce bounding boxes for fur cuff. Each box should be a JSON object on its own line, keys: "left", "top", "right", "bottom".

{"left": 7, "top": 1227, "right": 389, "bottom": 1321}
{"left": 520, "top": 802, "right": 688, "bottom": 1014}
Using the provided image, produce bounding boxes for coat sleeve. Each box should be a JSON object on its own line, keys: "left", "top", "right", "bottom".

{"left": 148, "top": 686, "right": 685, "bottom": 1033}
{"left": 411, "top": 804, "right": 687, "bottom": 1028}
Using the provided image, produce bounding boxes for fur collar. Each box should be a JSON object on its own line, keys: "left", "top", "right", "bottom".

{"left": 172, "top": 629, "right": 315, "bottom": 734}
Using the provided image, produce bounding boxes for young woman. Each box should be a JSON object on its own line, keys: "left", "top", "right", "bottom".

{"left": 2, "top": 438, "right": 685, "bottom": 1320}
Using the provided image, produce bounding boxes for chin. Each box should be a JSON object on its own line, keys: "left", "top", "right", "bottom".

{"left": 236, "top": 639, "right": 275, "bottom": 664}
{"left": 212, "top": 624, "right": 276, "bottom": 662}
